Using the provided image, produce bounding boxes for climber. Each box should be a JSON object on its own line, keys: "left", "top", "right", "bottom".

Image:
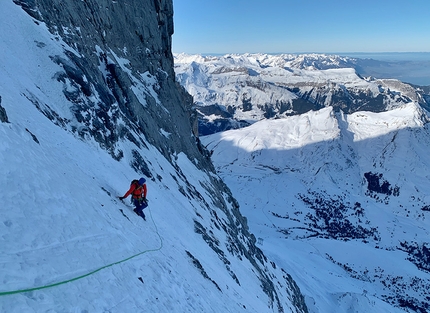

{"left": 119, "top": 177, "right": 148, "bottom": 220}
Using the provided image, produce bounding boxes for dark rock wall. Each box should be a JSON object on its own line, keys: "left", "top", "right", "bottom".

{"left": 14, "top": 0, "right": 201, "bottom": 165}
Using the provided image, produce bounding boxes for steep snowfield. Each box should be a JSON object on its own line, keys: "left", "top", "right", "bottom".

{"left": 1, "top": 2, "right": 301, "bottom": 312}
{"left": 203, "top": 103, "right": 430, "bottom": 313}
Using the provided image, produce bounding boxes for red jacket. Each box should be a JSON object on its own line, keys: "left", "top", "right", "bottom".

{"left": 122, "top": 182, "right": 147, "bottom": 199}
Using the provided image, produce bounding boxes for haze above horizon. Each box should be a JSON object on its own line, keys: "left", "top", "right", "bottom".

{"left": 172, "top": 0, "right": 430, "bottom": 55}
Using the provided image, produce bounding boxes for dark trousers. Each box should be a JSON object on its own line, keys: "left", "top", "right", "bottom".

{"left": 133, "top": 198, "right": 148, "bottom": 215}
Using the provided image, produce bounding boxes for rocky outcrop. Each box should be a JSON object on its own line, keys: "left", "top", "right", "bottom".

{"left": 0, "top": 96, "right": 10, "bottom": 123}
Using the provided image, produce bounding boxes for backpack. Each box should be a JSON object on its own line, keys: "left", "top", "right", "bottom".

{"left": 130, "top": 180, "right": 144, "bottom": 198}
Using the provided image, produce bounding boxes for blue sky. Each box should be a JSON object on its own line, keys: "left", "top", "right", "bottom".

{"left": 172, "top": 0, "right": 430, "bottom": 54}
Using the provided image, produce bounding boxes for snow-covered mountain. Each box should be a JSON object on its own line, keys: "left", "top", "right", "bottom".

{"left": 174, "top": 53, "right": 430, "bottom": 135}
{"left": 203, "top": 102, "right": 430, "bottom": 313}
{"left": 0, "top": 1, "right": 306, "bottom": 312}
{"left": 3, "top": 0, "right": 430, "bottom": 312}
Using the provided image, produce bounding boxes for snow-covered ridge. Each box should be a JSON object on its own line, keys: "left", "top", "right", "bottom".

{"left": 206, "top": 102, "right": 427, "bottom": 157}
{"left": 347, "top": 102, "right": 429, "bottom": 141}
{"left": 210, "top": 107, "right": 340, "bottom": 153}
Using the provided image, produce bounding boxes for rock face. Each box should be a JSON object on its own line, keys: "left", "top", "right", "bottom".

{"left": 14, "top": 0, "right": 200, "bottom": 165}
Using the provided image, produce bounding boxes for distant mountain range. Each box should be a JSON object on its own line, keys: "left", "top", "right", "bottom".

{"left": 174, "top": 53, "right": 430, "bottom": 135}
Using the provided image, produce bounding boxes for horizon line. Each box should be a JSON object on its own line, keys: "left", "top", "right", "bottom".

{"left": 174, "top": 51, "right": 430, "bottom": 55}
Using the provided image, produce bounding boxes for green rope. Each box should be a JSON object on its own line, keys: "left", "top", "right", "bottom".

{"left": 0, "top": 206, "right": 163, "bottom": 296}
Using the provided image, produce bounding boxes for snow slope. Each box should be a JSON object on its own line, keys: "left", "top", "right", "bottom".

{"left": 203, "top": 102, "right": 430, "bottom": 312}
{"left": 0, "top": 2, "right": 304, "bottom": 312}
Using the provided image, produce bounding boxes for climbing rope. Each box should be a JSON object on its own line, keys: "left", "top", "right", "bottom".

{"left": 0, "top": 206, "right": 163, "bottom": 296}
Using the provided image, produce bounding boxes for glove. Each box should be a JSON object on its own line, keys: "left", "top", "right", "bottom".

{"left": 118, "top": 196, "right": 124, "bottom": 201}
